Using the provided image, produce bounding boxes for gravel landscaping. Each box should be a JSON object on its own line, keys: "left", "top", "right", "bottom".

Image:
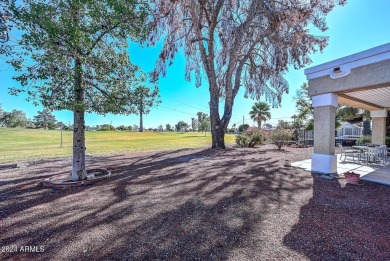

{"left": 1, "top": 144, "right": 389, "bottom": 260}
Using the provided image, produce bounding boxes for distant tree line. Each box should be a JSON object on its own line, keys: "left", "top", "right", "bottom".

{"left": 0, "top": 104, "right": 216, "bottom": 133}
{"left": 0, "top": 105, "right": 59, "bottom": 129}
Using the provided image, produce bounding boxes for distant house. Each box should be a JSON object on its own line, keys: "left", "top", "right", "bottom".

{"left": 336, "top": 122, "right": 362, "bottom": 137}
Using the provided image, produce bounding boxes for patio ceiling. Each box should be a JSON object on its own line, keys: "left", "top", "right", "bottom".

{"left": 338, "top": 86, "right": 390, "bottom": 111}
{"left": 305, "top": 43, "right": 390, "bottom": 111}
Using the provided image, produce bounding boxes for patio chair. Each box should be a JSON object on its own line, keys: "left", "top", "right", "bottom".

{"left": 337, "top": 143, "right": 360, "bottom": 162}
{"left": 377, "top": 145, "right": 388, "bottom": 163}
{"left": 361, "top": 146, "right": 379, "bottom": 164}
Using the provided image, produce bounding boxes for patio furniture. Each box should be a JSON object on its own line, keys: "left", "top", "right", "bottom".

{"left": 361, "top": 146, "right": 380, "bottom": 164}
{"left": 352, "top": 145, "right": 390, "bottom": 164}
{"left": 338, "top": 143, "right": 360, "bottom": 162}
{"left": 377, "top": 145, "right": 388, "bottom": 163}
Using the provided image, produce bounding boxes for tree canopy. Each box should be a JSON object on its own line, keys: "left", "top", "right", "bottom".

{"left": 132, "top": 84, "right": 160, "bottom": 132}
{"left": 150, "top": 0, "right": 346, "bottom": 148}
{"left": 33, "top": 109, "right": 57, "bottom": 129}
{"left": 175, "top": 120, "right": 189, "bottom": 132}
{"left": 5, "top": 0, "right": 152, "bottom": 181}
{"left": 0, "top": 109, "right": 29, "bottom": 127}
{"left": 7, "top": 0, "right": 150, "bottom": 113}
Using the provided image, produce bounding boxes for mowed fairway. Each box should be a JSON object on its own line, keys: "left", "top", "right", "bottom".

{"left": 0, "top": 128, "right": 235, "bottom": 163}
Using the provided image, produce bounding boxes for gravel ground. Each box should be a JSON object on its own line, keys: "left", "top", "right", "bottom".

{"left": 0, "top": 144, "right": 389, "bottom": 261}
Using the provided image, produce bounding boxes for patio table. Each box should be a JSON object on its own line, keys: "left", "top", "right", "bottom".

{"left": 352, "top": 145, "right": 390, "bottom": 163}
{"left": 352, "top": 145, "right": 390, "bottom": 150}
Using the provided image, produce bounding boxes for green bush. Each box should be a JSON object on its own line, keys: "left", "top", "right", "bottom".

{"left": 386, "top": 137, "right": 390, "bottom": 147}
{"left": 357, "top": 135, "right": 371, "bottom": 145}
{"left": 235, "top": 135, "right": 250, "bottom": 147}
{"left": 98, "top": 124, "right": 116, "bottom": 131}
{"left": 235, "top": 127, "right": 263, "bottom": 147}
{"left": 270, "top": 128, "right": 293, "bottom": 150}
{"left": 238, "top": 124, "right": 249, "bottom": 133}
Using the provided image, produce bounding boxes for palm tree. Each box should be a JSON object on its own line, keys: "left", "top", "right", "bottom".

{"left": 249, "top": 102, "right": 271, "bottom": 129}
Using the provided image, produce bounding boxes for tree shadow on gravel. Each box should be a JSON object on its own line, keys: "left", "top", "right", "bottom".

{"left": 283, "top": 175, "right": 390, "bottom": 260}
{"left": 1, "top": 147, "right": 313, "bottom": 260}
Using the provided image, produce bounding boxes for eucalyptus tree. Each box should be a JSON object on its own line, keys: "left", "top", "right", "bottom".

{"left": 0, "top": 2, "right": 11, "bottom": 56}
{"left": 7, "top": 0, "right": 151, "bottom": 181}
{"left": 150, "top": 0, "right": 345, "bottom": 149}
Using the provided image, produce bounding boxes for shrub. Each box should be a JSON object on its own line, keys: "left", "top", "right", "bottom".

{"left": 98, "top": 124, "right": 115, "bottom": 131}
{"left": 228, "top": 128, "right": 235, "bottom": 134}
{"left": 235, "top": 127, "right": 263, "bottom": 147}
{"left": 270, "top": 128, "right": 293, "bottom": 150}
{"left": 238, "top": 123, "right": 249, "bottom": 133}
{"left": 386, "top": 137, "right": 390, "bottom": 147}
{"left": 235, "top": 135, "right": 250, "bottom": 147}
{"left": 116, "top": 125, "right": 128, "bottom": 131}
{"left": 357, "top": 135, "right": 371, "bottom": 145}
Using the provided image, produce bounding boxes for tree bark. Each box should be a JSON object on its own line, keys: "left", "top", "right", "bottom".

{"left": 71, "top": 57, "right": 87, "bottom": 181}
{"left": 139, "top": 96, "right": 144, "bottom": 132}
{"left": 258, "top": 121, "right": 261, "bottom": 129}
{"left": 139, "top": 110, "right": 143, "bottom": 132}
{"left": 211, "top": 124, "right": 225, "bottom": 148}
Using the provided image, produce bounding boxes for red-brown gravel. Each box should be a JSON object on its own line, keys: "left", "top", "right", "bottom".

{"left": 0, "top": 144, "right": 389, "bottom": 260}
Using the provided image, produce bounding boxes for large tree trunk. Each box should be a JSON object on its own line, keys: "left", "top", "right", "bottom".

{"left": 211, "top": 123, "right": 225, "bottom": 148}
{"left": 72, "top": 109, "right": 86, "bottom": 181}
{"left": 209, "top": 94, "right": 226, "bottom": 149}
{"left": 71, "top": 57, "right": 87, "bottom": 181}
{"left": 258, "top": 121, "right": 261, "bottom": 129}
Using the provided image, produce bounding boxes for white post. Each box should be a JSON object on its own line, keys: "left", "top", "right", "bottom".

{"left": 311, "top": 93, "right": 338, "bottom": 175}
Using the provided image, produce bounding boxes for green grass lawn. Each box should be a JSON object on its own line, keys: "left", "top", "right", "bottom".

{"left": 0, "top": 128, "right": 235, "bottom": 163}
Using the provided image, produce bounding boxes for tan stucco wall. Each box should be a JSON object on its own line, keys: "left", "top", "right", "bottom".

{"left": 313, "top": 106, "right": 336, "bottom": 154}
{"left": 372, "top": 117, "right": 386, "bottom": 145}
{"left": 308, "top": 59, "right": 390, "bottom": 96}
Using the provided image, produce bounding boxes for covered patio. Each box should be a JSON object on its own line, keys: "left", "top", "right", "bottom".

{"left": 292, "top": 155, "right": 390, "bottom": 185}
{"left": 301, "top": 43, "right": 390, "bottom": 185}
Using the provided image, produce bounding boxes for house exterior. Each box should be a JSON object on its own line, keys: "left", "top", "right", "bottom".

{"left": 336, "top": 122, "right": 362, "bottom": 137}
{"left": 304, "top": 43, "right": 390, "bottom": 174}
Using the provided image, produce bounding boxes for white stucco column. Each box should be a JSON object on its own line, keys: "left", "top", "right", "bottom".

{"left": 311, "top": 93, "right": 338, "bottom": 175}
{"left": 371, "top": 110, "right": 387, "bottom": 145}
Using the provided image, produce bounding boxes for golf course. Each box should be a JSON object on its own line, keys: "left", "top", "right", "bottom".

{"left": 0, "top": 128, "right": 235, "bottom": 163}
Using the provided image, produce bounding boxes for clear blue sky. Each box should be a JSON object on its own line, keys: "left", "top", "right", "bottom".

{"left": 1, "top": 0, "right": 390, "bottom": 129}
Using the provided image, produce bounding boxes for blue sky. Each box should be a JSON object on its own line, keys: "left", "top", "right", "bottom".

{"left": 1, "top": 0, "right": 390, "bottom": 129}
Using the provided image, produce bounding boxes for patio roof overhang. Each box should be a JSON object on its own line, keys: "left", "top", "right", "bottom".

{"left": 304, "top": 43, "right": 390, "bottom": 111}
{"left": 303, "top": 43, "right": 390, "bottom": 179}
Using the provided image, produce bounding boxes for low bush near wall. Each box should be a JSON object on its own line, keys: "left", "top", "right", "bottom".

{"left": 357, "top": 135, "right": 371, "bottom": 145}
{"left": 235, "top": 127, "right": 263, "bottom": 148}
{"left": 270, "top": 128, "right": 293, "bottom": 150}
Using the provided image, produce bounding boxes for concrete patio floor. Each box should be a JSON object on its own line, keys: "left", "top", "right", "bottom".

{"left": 291, "top": 154, "right": 390, "bottom": 186}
